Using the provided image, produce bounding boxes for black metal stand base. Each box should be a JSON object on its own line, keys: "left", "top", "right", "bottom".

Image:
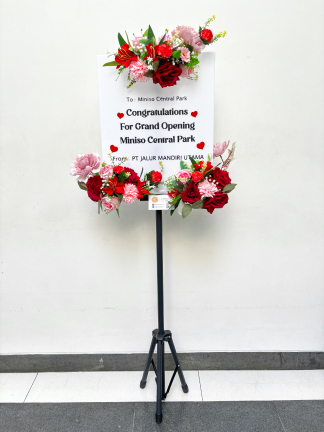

{"left": 140, "top": 210, "right": 188, "bottom": 424}
{"left": 140, "top": 329, "right": 189, "bottom": 424}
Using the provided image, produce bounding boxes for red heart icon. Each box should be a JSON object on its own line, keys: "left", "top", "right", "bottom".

{"left": 110, "top": 145, "right": 118, "bottom": 153}
{"left": 197, "top": 142, "right": 205, "bottom": 150}
{"left": 191, "top": 111, "right": 198, "bottom": 118}
{"left": 117, "top": 113, "right": 124, "bottom": 119}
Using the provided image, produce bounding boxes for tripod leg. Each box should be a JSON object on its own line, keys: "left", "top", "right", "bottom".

{"left": 162, "top": 339, "right": 165, "bottom": 399}
{"left": 156, "top": 340, "right": 163, "bottom": 424}
{"left": 168, "top": 337, "right": 189, "bottom": 393}
{"left": 140, "top": 336, "right": 156, "bottom": 389}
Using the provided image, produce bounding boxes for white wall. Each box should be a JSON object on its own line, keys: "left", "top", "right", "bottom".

{"left": 0, "top": 0, "right": 323, "bottom": 355}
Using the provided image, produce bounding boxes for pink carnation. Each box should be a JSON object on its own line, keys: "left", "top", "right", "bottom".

{"left": 70, "top": 153, "right": 101, "bottom": 182}
{"left": 213, "top": 141, "right": 230, "bottom": 158}
{"left": 176, "top": 169, "right": 192, "bottom": 184}
{"left": 180, "top": 47, "right": 190, "bottom": 63}
{"left": 102, "top": 196, "right": 119, "bottom": 213}
{"left": 129, "top": 59, "right": 149, "bottom": 82}
{"left": 180, "top": 65, "right": 194, "bottom": 78}
{"left": 198, "top": 180, "right": 218, "bottom": 198}
{"left": 156, "top": 34, "right": 172, "bottom": 44}
{"left": 122, "top": 183, "right": 138, "bottom": 204}
{"left": 172, "top": 26, "right": 205, "bottom": 54}
{"left": 99, "top": 164, "right": 113, "bottom": 179}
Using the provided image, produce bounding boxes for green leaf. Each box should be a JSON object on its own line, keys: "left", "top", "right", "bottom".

{"left": 203, "top": 168, "right": 213, "bottom": 177}
{"left": 189, "top": 156, "right": 197, "bottom": 167}
{"left": 169, "top": 193, "right": 182, "bottom": 206}
{"left": 139, "top": 39, "right": 151, "bottom": 46}
{"left": 222, "top": 183, "right": 237, "bottom": 193}
{"left": 170, "top": 209, "right": 175, "bottom": 216}
{"left": 140, "top": 167, "right": 143, "bottom": 179}
{"left": 153, "top": 60, "right": 159, "bottom": 71}
{"left": 172, "top": 50, "right": 181, "bottom": 59}
{"left": 118, "top": 33, "right": 127, "bottom": 48}
{"left": 143, "top": 29, "right": 149, "bottom": 37}
{"left": 182, "top": 204, "right": 192, "bottom": 219}
{"left": 176, "top": 179, "right": 184, "bottom": 190}
{"left": 180, "top": 160, "right": 187, "bottom": 170}
{"left": 144, "top": 70, "right": 154, "bottom": 78}
{"left": 192, "top": 199, "right": 203, "bottom": 209}
{"left": 117, "top": 193, "right": 123, "bottom": 204}
{"left": 147, "top": 25, "right": 155, "bottom": 41}
{"left": 125, "top": 31, "right": 131, "bottom": 46}
{"left": 98, "top": 200, "right": 103, "bottom": 214}
{"left": 103, "top": 61, "right": 119, "bottom": 67}
{"left": 185, "top": 44, "right": 193, "bottom": 52}
{"left": 102, "top": 162, "right": 107, "bottom": 167}
{"left": 159, "top": 33, "right": 166, "bottom": 45}
{"left": 116, "top": 208, "right": 120, "bottom": 218}
{"left": 78, "top": 181, "right": 87, "bottom": 191}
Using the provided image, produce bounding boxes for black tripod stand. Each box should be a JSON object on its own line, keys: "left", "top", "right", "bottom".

{"left": 140, "top": 210, "right": 189, "bottom": 424}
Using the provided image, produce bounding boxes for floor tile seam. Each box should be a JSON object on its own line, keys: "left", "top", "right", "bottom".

{"left": 23, "top": 373, "right": 38, "bottom": 403}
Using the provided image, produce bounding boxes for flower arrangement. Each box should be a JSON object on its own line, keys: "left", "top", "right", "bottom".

{"left": 104, "top": 16, "right": 226, "bottom": 88}
{"left": 166, "top": 141, "right": 237, "bottom": 218}
{"left": 70, "top": 153, "right": 162, "bottom": 216}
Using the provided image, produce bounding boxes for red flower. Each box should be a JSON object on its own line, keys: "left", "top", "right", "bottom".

{"left": 102, "top": 176, "right": 124, "bottom": 195}
{"left": 115, "top": 44, "right": 138, "bottom": 69}
{"left": 151, "top": 171, "right": 162, "bottom": 183}
{"left": 181, "top": 182, "right": 201, "bottom": 204}
{"left": 201, "top": 29, "right": 213, "bottom": 43}
{"left": 124, "top": 167, "right": 140, "bottom": 184}
{"left": 156, "top": 44, "right": 172, "bottom": 59}
{"left": 203, "top": 192, "right": 229, "bottom": 214}
{"left": 212, "top": 167, "right": 231, "bottom": 189}
{"left": 137, "top": 180, "right": 150, "bottom": 199}
{"left": 168, "top": 189, "right": 180, "bottom": 199}
{"left": 191, "top": 171, "right": 204, "bottom": 183}
{"left": 144, "top": 43, "right": 157, "bottom": 62}
{"left": 203, "top": 162, "right": 213, "bottom": 173}
{"left": 153, "top": 62, "right": 182, "bottom": 88}
{"left": 113, "top": 165, "right": 123, "bottom": 174}
{"left": 86, "top": 176, "right": 102, "bottom": 202}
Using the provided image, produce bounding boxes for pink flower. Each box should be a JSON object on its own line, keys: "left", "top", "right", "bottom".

{"left": 180, "top": 65, "right": 194, "bottom": 78}
{"left": 132, "top": 36, "right": 142, "bottom": 51}
{"left": 70, "top": 153, "right": 101, "bottom": 182}
{"left": 129, "top": 59, "right": 150, "bottom": 82}
{"left": 156, "top": 34, "right": 172, "bottom": 45}
{"left": 176, "top": 169, "right": 192, "bottom": 184}
{"left": 180, "top": 47, "right": 190, "bottom": 63}
{"left": 172, "top": 26, "right": 205, "bottom": 54}
{"left": 102, "top": 196, "right": 119, "bottom": 213}
{"left": 198, "top": 180, "right": 218, "bottom": 198}
{"left": 99, "top": 164, "right": 113, "bottom": 179}
{"left": 122, "top": 183, "right": 138, "bottom": 204}
{"left": 213, "top": 141, "right": 230, "bottom": 158}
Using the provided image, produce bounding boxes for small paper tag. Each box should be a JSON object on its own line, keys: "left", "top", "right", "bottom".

{"left": 148, "top": 195, "right": 171, "bottom": 211}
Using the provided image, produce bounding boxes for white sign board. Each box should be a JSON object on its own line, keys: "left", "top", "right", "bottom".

{"left": 96, "top": 53, "right": 215, "bottom": 181}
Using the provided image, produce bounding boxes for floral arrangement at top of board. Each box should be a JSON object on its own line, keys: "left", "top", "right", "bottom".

{"left": 104, "top": 16, "right": 226, "bottom": 88}
{"left": 166, "top": 141, "right": 237, "bottom": 218}
{"left": 70, "top": 153, "right": 163, "bottom": 216}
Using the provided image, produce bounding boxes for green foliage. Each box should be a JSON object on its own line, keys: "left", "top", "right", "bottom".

{"left": 189, "top": 156, "right": 198, "bottom": 167}
{"left": 185, "top": 44, "right": 193, "bottom": 52}
{"left": 143, "top": 29, "right": 148, "bottom": 37}
{"left": 169, "top": 193, "right": 181, "bottom": 206}
{"left": 222, "top": 183, "right": 237, "bottom": 193}
{"left": 187, "top": 51, "right": 199, "bottom": 69}
{"left": 172, "top": 50, "right": 181, "bottom": 59}
{"left": 103, "top": 61, "right": 119, "bottom": 67}
{"left": 102, "top": 162, "right": 107, "bottom": 167}
{"left": 182, "top": 204, "right": 192, "bottom": 219}
{"left": 116, "top": 208, "right": 120, "bottom": 218}
{"left": 192, "top": 200, "right": 203, "bottom": 209}
{"left": 159, "top": 33, "right": 166, "bottom": 44}
{"left": 147, "top": 25, "right": 155, "bottom": 41}
{"left": 117, "top": 171, "right": 128, "bottom": 183}
{"left": 139, "top": 39, "right": 150, "bottom": 46}
{"left": 118, "top": 33, "right": 127, "bottom": 48}
{"left": 78, "top": 181, "right": 87, "bottom": 191}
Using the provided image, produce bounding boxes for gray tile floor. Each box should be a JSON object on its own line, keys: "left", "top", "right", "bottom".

{"left": 1, "top": 401, "right": 323, "bottom": 432}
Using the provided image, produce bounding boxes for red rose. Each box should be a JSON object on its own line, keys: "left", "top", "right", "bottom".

{"left": 156, "top": 44, "right": 172, "bottom": 59}
{"left": 86, "top": 175, "right": 102, "bottom": 202}
{"left": 203, "top": 192, "right": 229, "bottom": 214}
{"left": 115, "top": 44, "right": 138, "bottom": 69}
{"left": 113, "top": 165, "right": 123, "bottom": 174}
{"left": 153, "top": 62, "right": 182, "bottom": 88}
{"left": 151, "top": 171, "right": 162, "bottom": 183}
{"left": 191, "top": 171, "right": 204, "bottom": 183}
{"left": 144, "top": 43, "right": 157, "bottom": 62}
{"left": 212, "top": 167, "right": 231, "bottom": 189}
{"left": 181, "top": 182, "right": 201, "bottom": 204}
{"left": 124, "top": 167, "right": 140, "bottom": 184}
{"left": 201, "top": 29, "right": 213, "bottom": 43}
{"left": 168, "top": 189, "right": 180, "bottom": 199}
